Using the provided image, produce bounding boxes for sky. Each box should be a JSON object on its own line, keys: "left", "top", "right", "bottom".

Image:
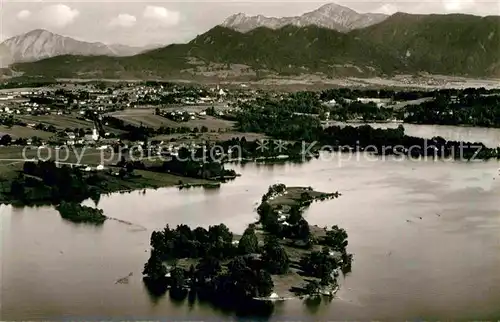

{"left": 1, "top": 0, "right": 499, "bottom": 46}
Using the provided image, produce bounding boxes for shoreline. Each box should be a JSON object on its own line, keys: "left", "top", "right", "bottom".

{"left": 254, "top": 286, "right": 340, "bottom": 302}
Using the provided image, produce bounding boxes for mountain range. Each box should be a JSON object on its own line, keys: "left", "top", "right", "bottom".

{"left": 0, "top": 29, "right": 157, "bottom": 67}
{"left": 221, "top": 3, "right": 388, "bottom": 32}
{"left": 1, "top": 3, "right": 386, "bottom": 67}
{"left": 4, "top": 4, "right": 500, "bottom": 79}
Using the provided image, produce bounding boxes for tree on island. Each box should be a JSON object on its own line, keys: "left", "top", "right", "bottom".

{"left": 300, "top": 192, "right": 311, "bottom": 203}
{"left": 223, "top": 256, "right": 274, "bottom": 299}
{"left": 142, "top": 251, "right": 167, "bottom": 282}
{"left": 56, "top": 202, "right": 106, "bottom": 224}
{"left": 299, "top": 247, "right": 338, "bottom": 280}
{"left": 324, "top": 225, "right": 349, "bottom": 251}
{"left": 295, "top": 218, "right": 311, "bottom": 240}
{"left": 238, "top": 226, "right": 259, "bottom": 255}
{"left": 262, "top": 235, "right": 289, "bottom": 274}
{"left": 168, "top": 267, "right": 186, "bottom": 292}
{"left": 255, "top": 269, "right": 274, "bottom": 297}
{"left": 195, "top": 256, "right": 222, "bottom": 283}
{"left": 287, "top": 205, "right": 302, "bottom": 225}
{"left": 259, "top": 206, "right": 282, "bottom": 236}
{"left": 304, "top": 280, "right": 321, "bottom": 295}
{"left": 208, "top": 223, "right": 233, "bottom": 244}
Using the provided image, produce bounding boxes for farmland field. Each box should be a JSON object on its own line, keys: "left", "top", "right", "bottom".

{"left": 109, "top": 109, "right": 235, "bottom": 131}
{"left": 19, "top": 115, "right": 93, "bottom": 128}
{"left": 182, "top": 116, "right": 235, "bottom": 131}
{"left": 0, "top": 125, "right": 54, "bottom": 139}
{"left": 19, "top": 114, "right": 125, "bottom": 134}
{"left": 110, "top": 109, "right": 177, "bottom": 128}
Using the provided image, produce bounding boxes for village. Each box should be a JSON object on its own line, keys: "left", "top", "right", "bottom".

{"left": 0, "top": 82, "right": 253, "bottom": 151}
{"left": 0, "top": 80, "right": 427, "bottom": 150}
{"left": 1, "top": 80, "right": 488, "bottom": 171}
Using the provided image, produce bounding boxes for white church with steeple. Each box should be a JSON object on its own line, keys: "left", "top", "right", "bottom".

{"left": 84, "top": 126, "right": 99, "bottom": 142}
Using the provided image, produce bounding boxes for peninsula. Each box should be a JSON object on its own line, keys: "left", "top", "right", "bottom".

{"left": 142, "top": 184, "right": 351, "bottom": 315}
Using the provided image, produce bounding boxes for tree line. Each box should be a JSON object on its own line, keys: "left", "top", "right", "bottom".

{"left": 404, "top": 92, "right": 500, "bottom": 127}
{"left": 4, "top": 161, "right": 103, "bottom": 205}
{"left": 142, "top": 223, "right": 275, "bottom": 314}
{"left": 233, "top": 94, "right": 500, "bottom": 159}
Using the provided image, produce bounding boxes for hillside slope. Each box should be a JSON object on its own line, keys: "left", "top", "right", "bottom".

{"left": 10, "top": 13, "right": 500, "bottom": 79}
{"left": 1, "top": 29, "right": 148, "bottom": 64}
{"left": 353, "top": 13, "right": 500, "bottom": 76}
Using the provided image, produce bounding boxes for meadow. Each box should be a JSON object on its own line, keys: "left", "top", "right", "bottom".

{"left": 0, "top": 125, "right": 54, "bottom": 139}
{"left": 109, "top": 108, "right": 235, "bottom": 131}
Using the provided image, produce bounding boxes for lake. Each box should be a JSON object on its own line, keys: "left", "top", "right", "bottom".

{"left": 2, "top": 125, "right": 500, "bottom": 320}
{"left": 326, "top": 121, "right": 500, "bottom": 148}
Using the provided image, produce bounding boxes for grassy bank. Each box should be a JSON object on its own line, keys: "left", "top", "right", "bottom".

{"left": 0, "top": 158, "right": 216, "bottom": 206}
{"left": 102, "top": 167, "right": 214, "bottom": 192}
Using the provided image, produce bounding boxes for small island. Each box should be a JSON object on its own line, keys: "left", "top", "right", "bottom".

{"left": 142, "top": 184, "right": 351, "bottom": 316}
{"left": 56, "top": 201, "right": 107, "bottom": 224}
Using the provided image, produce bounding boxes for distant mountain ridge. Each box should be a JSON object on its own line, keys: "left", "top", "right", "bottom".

{"left": 221, "top": 3, "right": 388, "bottom": 32}
{"left": 9, "top": 12, "right": 500, "bottom": 79}
{"left": 0, "top": 29, "right": 155, "bottom": 66}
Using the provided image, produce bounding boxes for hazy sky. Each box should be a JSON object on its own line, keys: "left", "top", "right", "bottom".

{"left": 1, "top": 0, "right": 499, "bottom": 46}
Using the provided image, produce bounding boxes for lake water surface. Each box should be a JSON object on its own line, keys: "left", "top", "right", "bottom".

{"left": 2, "top": 125, "right": 500, "bottom": 321}
{"left": 328, "top": 122, "right": 500, "bottom": 148}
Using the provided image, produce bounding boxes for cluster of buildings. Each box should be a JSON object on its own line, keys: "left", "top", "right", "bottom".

{"left": 160, "top": 109, "right": 207, "bottom": 122}
{"left": 63, "top": 127, "right": 100, "bottom": 146}
{"left": 0, "top": 89, "right": 119, "bottom": 117}
{"left": 0, "top": 82, "right": 255, "bottom": 121}
{"left": 0, "top": 82, "right": 256, "bottom": 150}
{"left": 132, "top": 84, "right": 230, "bottom": 106}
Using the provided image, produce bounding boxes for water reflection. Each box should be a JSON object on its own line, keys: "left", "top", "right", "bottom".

{"left": 143, "top": 281, "right": 167, "bottom": 305}
{"left": 304, "top": 296, "right": 322, "bottom": 314}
